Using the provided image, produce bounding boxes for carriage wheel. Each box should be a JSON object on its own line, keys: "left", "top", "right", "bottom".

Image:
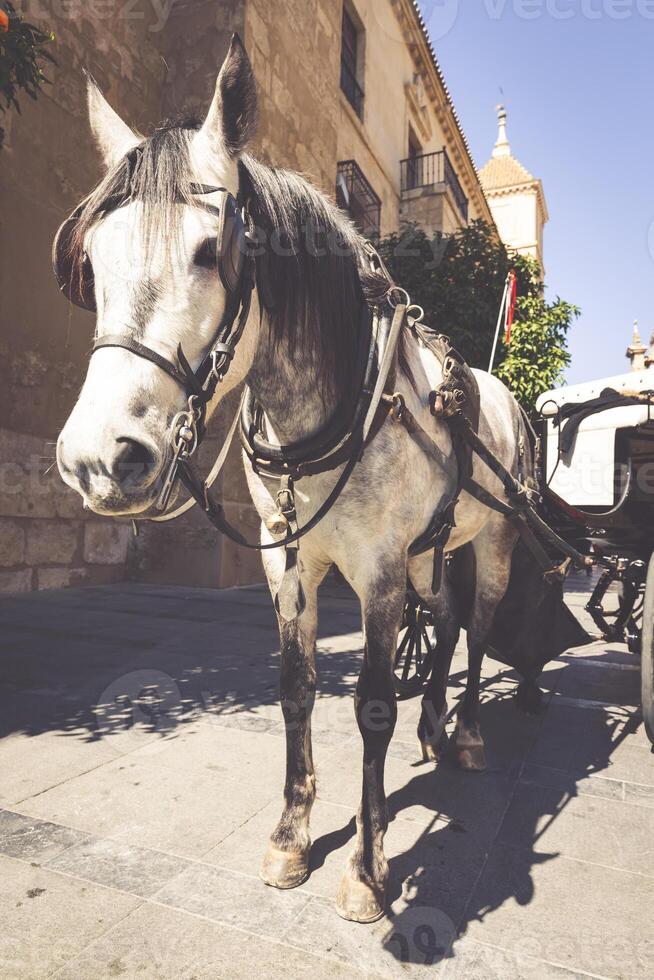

{"left": 393, "top": 593, "right": 436, "bottom": 700}
{"left": 641, "top": 553, "right": 654, "bottom": 745}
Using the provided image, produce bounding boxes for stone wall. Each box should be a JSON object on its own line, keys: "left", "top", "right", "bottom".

{"left": 0, "top": 0, "right": 494, "bottom": 594}
{"left": 400, "top": 183, "right": 465, "bottom": 237}
{"left": 0, "top": 0, "right": 259, "bottom": 592}
{"left": 0, "top": 2, "right": 169, "bottom": 592}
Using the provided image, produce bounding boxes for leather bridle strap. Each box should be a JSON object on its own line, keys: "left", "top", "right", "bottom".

{"left": 92, "top": 335, "right": 194, "bottom": 392}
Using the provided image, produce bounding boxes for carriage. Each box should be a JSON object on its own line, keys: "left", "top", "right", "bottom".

{"left": 394, "top": 365, "right": 654, "bottom": 746}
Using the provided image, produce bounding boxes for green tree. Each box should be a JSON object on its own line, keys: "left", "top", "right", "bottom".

{"left": 376, "top": 220, "right": 578, "bottom": 413}
{"left": 0, "top": 2, "right": 54, "bottom": 150}
{"left": 496, "top": 284, "right": 578, "bottom": 413}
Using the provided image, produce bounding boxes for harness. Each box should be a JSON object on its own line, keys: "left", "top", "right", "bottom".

{"left": 53, "top": 162, "right": 591, "bottom": 618}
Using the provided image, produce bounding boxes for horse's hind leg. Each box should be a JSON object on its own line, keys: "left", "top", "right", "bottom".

{"left": 260, "top": 555, "right": 325, "bottom": 890}
{"left": 408, "top": 554, "right": 461, "bottom": 762}
{"left": 453, "top": 517, "right": 518, "bottom": 771}
{"left": 336, "top": 561, "right": 405, "bottom": 923}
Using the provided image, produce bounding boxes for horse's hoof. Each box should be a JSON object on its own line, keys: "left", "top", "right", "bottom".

{"left": 260, "top": 844, "right": 310, "bottom": 889}
{"left": 418, "top": 703, "right": 449, "bottom": 762}
{"left": 516, "top": 679, "right": 544, "bottom": 715}
{"left": 453, "top": 740, "right": 487, "bottom": 771}
{"left": 420, "top": 730, "right": 449, "bottom": 762}
{"left": 336, "top": 875, "right": 386, "bottom": 923}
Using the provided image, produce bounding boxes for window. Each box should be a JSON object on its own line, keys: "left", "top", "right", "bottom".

{"left": 336, "top": 160, "right": 381, "bottom": 238}
{"left": 340, "top": 6, "right": 364, "bottom": 119}
{"left": 406, "top": 126, "right": 422, "bottom": 190}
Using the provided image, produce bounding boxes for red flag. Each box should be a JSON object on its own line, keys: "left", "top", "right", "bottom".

{"left": 504, "top": 270, "right": 517, "bottom": 344}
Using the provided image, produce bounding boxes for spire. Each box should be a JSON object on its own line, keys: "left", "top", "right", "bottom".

{"left": 492, "top": 104, "right": 511, "bottom": 159}
{"left": 626, "top": 319, "right": 647, "bottom": 372}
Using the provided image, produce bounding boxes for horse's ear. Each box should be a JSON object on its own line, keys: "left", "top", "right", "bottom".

{"left": 86, "top": 74, "right": 142, "bottom": 170}
{"left": 197, "top": 33, "right": 258, "bottom": 159}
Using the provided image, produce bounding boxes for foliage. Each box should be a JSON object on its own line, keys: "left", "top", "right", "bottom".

{"left": 496, "top": 289, "right": 579, "bottom": 414}
{"left": 0, "top": 2, "right": 54, "bottom": 150}
{"left": 376, "top": 220, "right": 578, "bottom": 413}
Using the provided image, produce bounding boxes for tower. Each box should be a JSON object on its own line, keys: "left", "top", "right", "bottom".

{"left": 626, "top": 321, "right": 647, "bottom": 372}
{"left": 479, "top": 106, "right": 549, "bottom": 276}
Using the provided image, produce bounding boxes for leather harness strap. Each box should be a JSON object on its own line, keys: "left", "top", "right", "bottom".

{"left": 93, "top": 335, "right": 193, "bottom": 391}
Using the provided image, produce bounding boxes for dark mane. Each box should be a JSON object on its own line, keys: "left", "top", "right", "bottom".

{"left": 238, "top": 153, "right": 388, "bottom": 393}
{"left": 70, "top": 122, "right": 392, "bottom": 395}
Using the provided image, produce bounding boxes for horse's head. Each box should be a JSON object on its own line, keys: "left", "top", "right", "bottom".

{"left": 56, "top": 36, "right": 259, "bottom": 516}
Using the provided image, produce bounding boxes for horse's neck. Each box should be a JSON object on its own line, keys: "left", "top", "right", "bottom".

{"left": 247, "top": 319, "right": 340, "bottom": 444}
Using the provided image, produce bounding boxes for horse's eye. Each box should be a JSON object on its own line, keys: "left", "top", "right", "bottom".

{"left": 194, "top": 237, "right": 218, "bottom": 269}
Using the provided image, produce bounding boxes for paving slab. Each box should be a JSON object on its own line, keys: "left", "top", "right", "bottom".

{"left": 464, "top": 843, "right": 654, "bottom": 980}
{"left": 53, "top": 900, "right": 357, "bottom": 980}
{"left": 154, "top": 862, "right": 310, "bottom": 939}
{"left": 15, "top": 756, "right": 276, "bottom": 858}
{"left": 0, "top": 855, "right": 140, "bottom": 980}
{"left": 498, "top": 781, "right": 654, "bottom": 876}
{"left": 47, "top": 837, "right": 189, "bottom": 898}
{"left": 0, "top": 809, "right": 91, "bottom": 863}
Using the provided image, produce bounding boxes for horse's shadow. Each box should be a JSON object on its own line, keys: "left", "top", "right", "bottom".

{"left": 309, "top": 668, "right": 637, "bottom": 971}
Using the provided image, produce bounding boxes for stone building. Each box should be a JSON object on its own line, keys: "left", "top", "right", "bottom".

{"left": 0, "top": 0, "right": 493, "bottom": 593}
{"left": 479, "top": 105, "right": 548, "bottom": 275}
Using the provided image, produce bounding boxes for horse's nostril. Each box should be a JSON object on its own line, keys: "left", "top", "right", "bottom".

{"left": 111, "top": 438, "right": 157, "bottom": 488}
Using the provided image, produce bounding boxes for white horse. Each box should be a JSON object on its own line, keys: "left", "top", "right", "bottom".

{"left": 57, "top": 37, "right": 529, "bottom": 922}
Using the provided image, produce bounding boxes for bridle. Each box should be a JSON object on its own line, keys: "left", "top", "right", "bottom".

{"left": 91, "top": 196, "right": 256, "bottom": 514}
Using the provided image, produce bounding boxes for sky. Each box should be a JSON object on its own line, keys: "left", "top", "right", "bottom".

{"left": 418, "top": 0, "right": 654, "bottom": 384}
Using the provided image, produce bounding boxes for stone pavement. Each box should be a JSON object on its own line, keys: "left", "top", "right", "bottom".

{"left": 0, "top": 577, "right": 652, "bottom": 979}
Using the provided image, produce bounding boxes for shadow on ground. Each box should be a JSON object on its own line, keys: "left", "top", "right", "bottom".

{"left": 0, "top": 581, "right": 361, "bottom": 743}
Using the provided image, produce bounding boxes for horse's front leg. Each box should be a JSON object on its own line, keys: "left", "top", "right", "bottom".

{"left": 260, "top": 553, "right": 326, "bottom": 890}
{"left": 337, "top": 562, "right": 405, "bottom": 923}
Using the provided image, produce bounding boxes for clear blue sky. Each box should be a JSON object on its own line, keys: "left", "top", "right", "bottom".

{"left": 419, "top": 0, "right": 654, "bottom": 384}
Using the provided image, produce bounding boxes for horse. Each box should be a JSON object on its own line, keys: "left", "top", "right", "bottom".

{"left": 56, "top": 36, "right": 530, "bottom": 923}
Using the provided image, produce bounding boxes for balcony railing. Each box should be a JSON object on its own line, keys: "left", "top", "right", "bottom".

{"left": 336, "top": 160, "right": 381, "bottom": 237}
{"left": 400, "top": 149, "right": 469, "bottom": 222}
{"left": 340, "top": 59, "right": 364, "bottom": 120}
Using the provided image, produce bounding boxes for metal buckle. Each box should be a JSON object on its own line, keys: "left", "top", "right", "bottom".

{"left": 276, "top": 487, "right": 296, "bottom": 517}
{"left": 210, "top": 349, "right": 227, "bottom": 383}
{"left": 388, "top": 392, "right": 405, "bottom": 422}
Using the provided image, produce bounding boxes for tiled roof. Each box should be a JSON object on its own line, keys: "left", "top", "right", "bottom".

{"left": 478, "top": 154, "right": 535, "bottom": 191}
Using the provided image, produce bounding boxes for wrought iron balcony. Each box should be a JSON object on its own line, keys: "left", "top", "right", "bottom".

{"left": 336, "top": 160, "right": 381, "bottom": 237}
{"left": 400, "top": 149, "right": 468, "bottom": 222}
{"left": 340, "top": 59, "right": 364, "bottom": 120}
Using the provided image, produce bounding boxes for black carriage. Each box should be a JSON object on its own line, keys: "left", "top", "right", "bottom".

{"left": 394, "top": 371, "right": 654, "bottom": 746}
